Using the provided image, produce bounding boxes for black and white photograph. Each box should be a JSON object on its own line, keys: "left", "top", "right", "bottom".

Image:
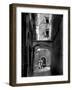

{"left": 9, "top": 4, "right": 70, "bottom": 86}
{"left": 21, "top": 13, "right": 63, "bottom": 77}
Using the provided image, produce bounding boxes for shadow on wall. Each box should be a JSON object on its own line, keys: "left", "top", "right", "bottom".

{"left": 51, "top": 15, "right": 63, "bottom": 75}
